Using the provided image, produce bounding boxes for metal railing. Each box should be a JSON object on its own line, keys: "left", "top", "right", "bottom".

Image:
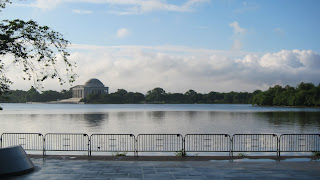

{"left": 0, "top": 133, "right": 44, "bottom": 154}
{"left": 90, "top": 134, "right": 136, "bottom": 156}
{"left": 1, "top": 133, "right": 319, "bottom": 157}
{"left": 185, "top": 134, "right": 231, "bottom": 156}
{"left": 136, "top": 134, "right": 183, "bottom": 156}
{"left": 279, "top": 134, "right": 320, "bottom": 156}
{"left": 44, "top": 133, "right": 90, "bottom": 156}
{"left": 232, "top": 134, "right": 278, "bottom": 156}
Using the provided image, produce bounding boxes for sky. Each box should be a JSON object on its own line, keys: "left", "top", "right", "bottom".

{"left": 2, "top": 0, "right": 320, "bottom": 93}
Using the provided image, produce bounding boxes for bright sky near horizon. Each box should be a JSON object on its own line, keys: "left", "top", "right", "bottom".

{"left": 2, "top": 0, "right": 320, "bottom": 93}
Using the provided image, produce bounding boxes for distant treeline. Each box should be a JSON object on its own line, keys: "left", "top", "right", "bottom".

{"left": 84, "top": 88, "right": 252, "bottom": 104}
{"left": 251, "top": 82, "right": 320, "bottom": 107}
{"left": 1, "top": 82, "right": 319, "bottom": 107}
{"left": 0, "top": 87, "right": 71, "bottom": 103}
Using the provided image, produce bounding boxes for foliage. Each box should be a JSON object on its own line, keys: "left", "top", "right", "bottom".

{"left": 312, "top": 151, "right": 320, "bottom": 156}
{"left": 84, "top": 89, "right": 145, "bottom": 104}
{"left": 0, "top": 87, "right": 71, "bottom": 102}
{"left": 237, "top": 153, "right": 248, "bottom": 156}
{"left": 145, "top": 87, "right": 166, "bottom": 103}
{"left": 112, "top": 152, "right": 127, "bottom": 156}
{"left": 83, "top": 87, "right": 253, "bottom": 104}
{"left": 252, "top": 83, "right": 320, "bottom": 107}
{"left": 175, "top": 149, "right": 187, "bottom": 157}
{"left": 0, "top": 0, "right": 76, "bottom": 96}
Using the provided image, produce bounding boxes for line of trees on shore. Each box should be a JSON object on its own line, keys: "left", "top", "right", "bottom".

{"left": 1, "top": 82, "right": 319, "bottom": 107}
{"left": 251, "top": 82, "right": 320, "bottom": 107}
{"left": 84, "top": 88, "right": 252, "bottom": 104}
{"left": 0, "top": 87, "right": 71, "bottom": 103}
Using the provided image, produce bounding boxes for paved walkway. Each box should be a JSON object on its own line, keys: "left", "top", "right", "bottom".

{"left": 9, "top": 157, "right": 320, "bottom": 180}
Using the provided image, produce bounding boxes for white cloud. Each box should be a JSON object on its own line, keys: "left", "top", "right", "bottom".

{"left": 24, "top": 0, "right": 209, "bottom": 13}
{"left": 229, "top": 21, "right": 246, "bottom": 50}
{"left": 116, "top": 28, "right": 130, "bottom": 38}
{"left": 30, "top": 0, "right": 63, "bottom": 9}
{"left": 7, "top": 44, "right": 320, "bottom": 93}
{"left": 229, "top": 21, "right": 246, "bottom": 35}
{"left": 72, "top": 9, "right": 93, "bottom": 14}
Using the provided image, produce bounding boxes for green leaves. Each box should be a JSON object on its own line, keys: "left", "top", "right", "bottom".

{"left": 0, "top": 17, "right": 76, "bottom": 95}
{"left": 251, "top": 83, "right": 320, "bottom": 107}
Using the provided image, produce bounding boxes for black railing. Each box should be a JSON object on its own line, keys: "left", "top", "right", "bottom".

{"left": 185, "top": 134, "right": 231, "bottom": 156}
{"left": 44, "top": 133, "right": 90, "bottom": 156}
{"left": 0, "top": 133, "right": 44, "bottom": 155}
{"left": 1, "top": 133, "right": 319, "bottom": 157}
{"left": 279, "top": 134, "right": 320, "bottom": 156}
{"left": 232, "top": 134, "right": 278, "bottom": 156}
{"left": 136, "top": 134, "right": 183, "bottom": 156}
{"left": 90, "top": 134, "right": 136, "bottom": 156}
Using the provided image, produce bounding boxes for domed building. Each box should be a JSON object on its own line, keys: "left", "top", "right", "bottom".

{"left": 71, "top": 78, "right": 109, "bottom": 98}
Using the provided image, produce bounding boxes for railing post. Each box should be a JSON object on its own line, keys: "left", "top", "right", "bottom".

{"left": 89, "top": 135, "right": 92, "bottom": 157}
{"left": 43, "top": 135, "right": 46, "bottom": 156}
{"left": 182, "top": 135, "right": 186, "bottom": 157}
{"left": 87, "top": 134, "right": 90, "bottom": 157}
{"left": 135, "top": 137, "right": 138, "bottom": 157}
{"left": 229, "top": 135, "right": 232, "bottom": 158}
{"left": 231, "top": 135, "right": 234, "bottom": 158}
{"left": 278, "top": 136, "right": 280, "bottom": 157}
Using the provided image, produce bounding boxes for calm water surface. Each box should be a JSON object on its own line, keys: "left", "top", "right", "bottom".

{"left": 0, "top": 103, "right": 319, "bottom": 135}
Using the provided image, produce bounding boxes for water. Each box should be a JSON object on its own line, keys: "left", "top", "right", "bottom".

{"left": 1, "top": 103, "right": 319, "bottom": 135}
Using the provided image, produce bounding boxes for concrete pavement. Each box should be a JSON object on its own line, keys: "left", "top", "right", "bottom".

{"left": 8, "top": 156, "right": 320, "bottom": 180}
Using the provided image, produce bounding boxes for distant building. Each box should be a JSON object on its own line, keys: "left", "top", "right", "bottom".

{"left": 71, "top": 78, "right": 109, "bottom": 98}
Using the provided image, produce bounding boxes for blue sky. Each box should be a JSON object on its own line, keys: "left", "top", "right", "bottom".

{"left": 2, "top": 0, "right": 320, "bottom": 93}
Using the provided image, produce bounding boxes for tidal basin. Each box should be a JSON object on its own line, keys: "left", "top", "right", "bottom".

{"left": 1, "top": 103, "right": 320, "bottom": 135}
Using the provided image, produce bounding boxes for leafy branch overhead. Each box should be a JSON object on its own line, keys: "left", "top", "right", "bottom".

{"left": 0, "top": 0, "right": 76, "bottom": 95}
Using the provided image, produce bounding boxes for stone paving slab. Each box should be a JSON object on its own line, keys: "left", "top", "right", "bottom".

{"left": 6, "top": 157, "right": 320, "bottom": 180}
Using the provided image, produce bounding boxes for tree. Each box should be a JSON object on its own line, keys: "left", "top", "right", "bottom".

{"left": 145, "top": 87, "right": 166, "bottom": 103}
{"left": 0, "top": 0, "right": 76, "bottom": 96}
{"left": 184, "top": 89, "right": 202, "bottom": 103}
{"left": 25, "top": 86, "right": 40, "bottom": 102}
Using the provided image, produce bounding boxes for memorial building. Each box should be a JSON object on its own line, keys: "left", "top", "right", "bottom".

{"left": 71, "top": 78, "right": 109, "bottom": 98}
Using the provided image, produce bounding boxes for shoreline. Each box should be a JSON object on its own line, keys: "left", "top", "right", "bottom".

{"left": 2, "top": 102, "right": 320, "bottom": 109}
{"left": 254, "top": 104, "right": 320, "bottom": 109}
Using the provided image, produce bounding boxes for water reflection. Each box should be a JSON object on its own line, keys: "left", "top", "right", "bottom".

{"left": 1, "top": 104, "right": 320, "bottom": 135}
{"left": 65, "top": 113, "right": 108, "bottom": 128}
{"left": 150, "top": 111, "right": 165, "bottom": 120}
{"left": 254, "top": 112, "right": 320, "bottom": 128}
{"left": 83, "top": 114, "right": 108, "bottom": 127}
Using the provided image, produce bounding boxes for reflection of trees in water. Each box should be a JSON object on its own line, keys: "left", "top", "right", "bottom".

{"left": 83, "top": 113, "right": 108, "bottom": 127}
{"left": 209, "top": 111, "right": 233, "bottom": 121}
{"left": 60, "top": 113, "right": 108, "bottom": 127}
{"left": 149, "top": 111, "right": 166, "bottom": 122}
{"left": 116, "top": 112, "right": 127, "bottom": 121}
{"left": 186, "top": 111, "right": 198, "bottom": 121}
{"left": 254, "top": 112, "right": 320, "bottom": 128}
{"left": 115, "top": 112, "right": 144, "bottom": 122}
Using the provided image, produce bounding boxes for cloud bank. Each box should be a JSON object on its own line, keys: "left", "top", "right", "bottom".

{"left": 10, "top": 45, "right": 319, "bottom": 94}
